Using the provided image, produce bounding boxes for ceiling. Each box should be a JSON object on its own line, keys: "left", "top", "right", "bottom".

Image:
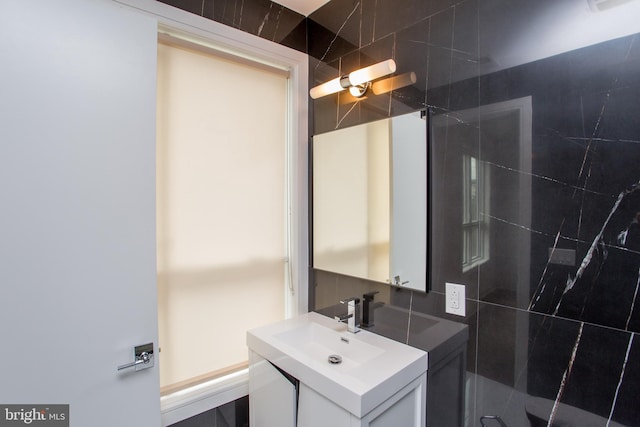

{"left": 274, "top": 0, "right": 330, "bottom": 16}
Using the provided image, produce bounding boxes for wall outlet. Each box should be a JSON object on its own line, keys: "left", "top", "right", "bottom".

{"left": 446, "top": 282, "right": 466, "bottom": 316}
{"left": 450, "top": 289, "right": 460, "bottom": 309}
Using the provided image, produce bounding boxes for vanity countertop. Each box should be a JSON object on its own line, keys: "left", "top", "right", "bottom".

{"left": 317, "top": 304, "right": 469, "bottom": 370}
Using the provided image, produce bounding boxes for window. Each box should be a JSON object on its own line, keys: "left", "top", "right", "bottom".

{"left": 156, "top": 39, "right": 293, "bottom": 392}
{"left": 462, "top": 154, "right": 490, "bottom": 271}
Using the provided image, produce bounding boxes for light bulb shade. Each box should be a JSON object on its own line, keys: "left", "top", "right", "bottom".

{"left": 309, "top": 59, "right": 397, "bottom": 99}
{"left": 309, "top": 76, "right": 345, "bottom": 99}
{"left": 348, "top": 59, "right": 396, "bottom": 86}
{"left": 371, "top": 72, "right": 417, "bottom": 95}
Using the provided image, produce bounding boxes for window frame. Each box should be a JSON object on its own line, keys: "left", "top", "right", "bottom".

{"left": 115, "top": 1, "right": 309, "bottom": 425}
{"left": 462, "top": 154, "right": 490, "bottom": 272}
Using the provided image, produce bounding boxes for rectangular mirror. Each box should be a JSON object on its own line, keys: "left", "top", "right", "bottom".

{"left": 312, "top": 110, "right": 428, "bottom": 292}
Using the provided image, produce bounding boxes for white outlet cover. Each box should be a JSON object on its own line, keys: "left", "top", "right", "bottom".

{"left": 445, "top": 282, "right": 466, "bottom": 316}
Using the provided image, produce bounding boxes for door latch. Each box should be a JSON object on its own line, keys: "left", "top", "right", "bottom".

{"left": 117, "top": 343, "right": 154, "bottom": 372}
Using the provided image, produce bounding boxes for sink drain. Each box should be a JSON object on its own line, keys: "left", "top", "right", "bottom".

{"left": 328, "top": 354, "right": 342, "bottom": 364}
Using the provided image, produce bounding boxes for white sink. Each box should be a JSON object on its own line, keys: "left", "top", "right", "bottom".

{"left": 274, "top": 321, "right": 385, "bottom": 371}
{"left": 247, "top": 312, "right": 428, "bottom": 418}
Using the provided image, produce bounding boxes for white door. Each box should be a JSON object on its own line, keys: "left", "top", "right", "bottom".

{"left": 0, "top": 0, "right": 160, "bottom": 425}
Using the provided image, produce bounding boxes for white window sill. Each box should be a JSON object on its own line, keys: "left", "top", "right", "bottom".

{"left": 160, "top": 369, "right": 249, "bottom": 426}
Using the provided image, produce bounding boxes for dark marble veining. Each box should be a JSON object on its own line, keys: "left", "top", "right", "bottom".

{"left": 157, "top": 0, "right": 306, "bottom": 52}
{"left": 310, "top": 0, "right": 640, "bottom": 425}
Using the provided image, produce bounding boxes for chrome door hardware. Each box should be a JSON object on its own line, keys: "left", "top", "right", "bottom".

{"left": 389, "top": 275, "right": 409, "bottom": 287}
{"left": 117, "top": 343, "right": 154, "bottom": 372}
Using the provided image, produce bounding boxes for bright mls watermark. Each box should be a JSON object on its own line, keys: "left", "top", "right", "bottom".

{"left": 0, "top": 405, "right": 68, "bottom": 426}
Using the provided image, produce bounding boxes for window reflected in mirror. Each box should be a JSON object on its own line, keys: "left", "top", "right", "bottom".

{"left": 462, "top": 154, "right": 490, "bottom": 271}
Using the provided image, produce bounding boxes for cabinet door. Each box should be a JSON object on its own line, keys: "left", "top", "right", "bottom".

{"left": 297, "top": 383, "right": 351, "bottom": 427}
{"left": 249, "top": 351, "right": 297, "bottom": 427}
{"left": 366, "top": 386, "right": 419, "bottom": 427}
{"left": 362, "top": 375, "right": 426, "bottom": 427}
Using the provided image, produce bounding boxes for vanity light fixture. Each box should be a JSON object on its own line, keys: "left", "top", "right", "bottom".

{"left": 371, "top": 72, "right": 417, "bottom": 95}
{"left": 309, "top": 59, "right": 397, "bottom": 99}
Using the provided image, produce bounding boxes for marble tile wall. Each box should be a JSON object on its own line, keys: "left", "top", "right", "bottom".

{"left": 156, "top": 0, "right": 307, "bottom": 52}
{"left": 309, "top": 0, "right": 640, "bottom": 426}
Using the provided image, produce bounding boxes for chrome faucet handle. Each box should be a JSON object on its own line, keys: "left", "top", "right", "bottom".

{"left": 338, "top": 297, "right": 361, "bottom": 333}
{"left": 334, "top": 313, "right": 353, "bottom": 322}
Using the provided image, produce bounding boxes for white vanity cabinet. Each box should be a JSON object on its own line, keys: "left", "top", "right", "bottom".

{"left": 296, "top": 376, "right": 425, "bottom": 427}
{"left": 247, "top": 313, "right": 428, "bottom": 427}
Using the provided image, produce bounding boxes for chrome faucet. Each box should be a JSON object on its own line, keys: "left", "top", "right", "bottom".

{"left": 335, "top": 297, "right": 360, "bottom": 333}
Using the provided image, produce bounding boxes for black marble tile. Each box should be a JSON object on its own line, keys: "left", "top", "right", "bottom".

{"left": 448, "top": 73, "right": 479, "bottom": 113}
{"left": 389, "top": 290, "right": 478, "bottom": 367}
{"left": 372, "top": 0, "right": 427, "bottom": 41}
{"left": 168, "top": 407, "right": 216, "bottom": 426}
{"left": 310, "top": 57, "right": 341, "bottom": 133}
{"left": 203, "top": 0, "right": 214, "bottom": 20}
{"left": 393, "top": 300, "right": 631, "bottom": 427}
{"left": 359, "top": 0, "right": 376, "bottom": 47}
{"left": 232, "top": 0, "right": 306, "bottom": 49}
{"left": 231, "top": 396, "right": 249, "bottom": 427}
{"left": 212, "top": 0, "right": 242, "bottom": 28}
{"left": 451, "top": 0, "right": 478, "bottom": 57}
{"left": 158, "top": 0, "right": 205, "bottom": 16}
{"left": 449, "top": 0, "right": 479, "bottom": 92}
{"left": 470, "top": 304, "right": 640, "bottom": 427}
{"left": 160, "top": 0, "right": 307, "bottom": 53}
{"left": 374, "top": 0, "right": 457, "bottom": 44}
{"left": 607, "top": 332, "right": 640, "bottom": 427}
{"left": 391, "top": 20, "right": 429, "bottom": 113}
{"left": 590, "top": 87, "right": 640, "bottom": 147}
{"left": 308, "top": 0, "right": 362, "bottom": 62}
{"left": 521, "top": 68, "right": 640, "bottom": 330}
{"left": 309, "top": 0, "right": 640, "bottom": 425}
{"left": 235, "top": 0, "right": 282, "bottom": 37}
{"left": 560, "top": 326, "right": 631, "bottom": 422}
{"left": 617, "top": 35, "right": 640, "bottom": 88}
{"left": 278, "top": 17, "right": 307, "bottom": 52}
{"left": 425, "top": 7, "right": 455, "bottom": 95}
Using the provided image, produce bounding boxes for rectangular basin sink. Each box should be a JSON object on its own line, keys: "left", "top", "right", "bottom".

{"left": 274, "top": 321, "right": 385, "bottom": 371}
{"left": 247, "top": 312, "right": 428, "bottom": 418}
